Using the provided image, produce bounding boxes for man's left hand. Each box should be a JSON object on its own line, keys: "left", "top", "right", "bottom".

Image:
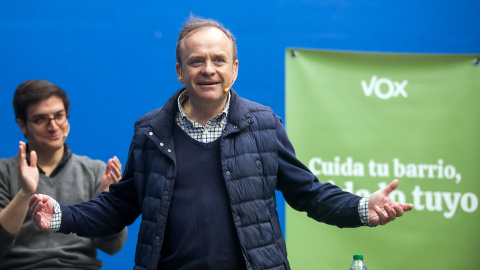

{"left": 368, "top": 179, "right": 413, "bottom": 226}
{"left": 100, "top": 156, "right": 122, "bottom": 192}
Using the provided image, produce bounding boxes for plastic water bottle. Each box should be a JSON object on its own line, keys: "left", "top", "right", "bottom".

{"left": 349, "top": 254, "right": 367, "bottom": 270}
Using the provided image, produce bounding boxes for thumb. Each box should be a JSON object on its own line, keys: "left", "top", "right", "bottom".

{"left": 382, "top": 179, "right": 399, "bottom": 195}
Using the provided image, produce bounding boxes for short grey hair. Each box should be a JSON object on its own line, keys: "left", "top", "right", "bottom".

{"left": 175, "top": 15, "right": 237, "bottom": 67}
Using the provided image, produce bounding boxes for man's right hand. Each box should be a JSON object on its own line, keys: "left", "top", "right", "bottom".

{"left": 18, "top": 141, "right": 39, "bottom": 196}
{"left": 28, "top": 194, "right": 55, "bottom": 231}
{"left": 0, "top": 142, "right": 41, "bottom": 234}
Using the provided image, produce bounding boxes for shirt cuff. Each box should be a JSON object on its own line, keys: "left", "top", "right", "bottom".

{"left": 358, "top": 197, "right": 375, "bottom": 227}
{"left": 50, "top": 201, "right": 62, "bottom": 232}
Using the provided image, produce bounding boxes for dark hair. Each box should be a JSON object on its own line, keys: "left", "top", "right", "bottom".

{"left": 13, "top": 79, "right": 70, "bottom": 122}
{"left": 176, "top": 15, "right": 237, "bottom": 67}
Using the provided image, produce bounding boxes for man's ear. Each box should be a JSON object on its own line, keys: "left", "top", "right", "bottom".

{"left": 232, "top": 59, "right": 239, "bottom": 82}
{"left": 176, "top": 63, "right": 184, "bottom": 84}
{"left": 16, "top": 118, "right": 27, "bottom": 138}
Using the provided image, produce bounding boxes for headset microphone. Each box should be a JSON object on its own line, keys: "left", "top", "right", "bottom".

{"left": 63, "top": 123, "right": 70, "bottom": 138}
{"left": 224, "top": 81, "right": 235, "bottom": 93}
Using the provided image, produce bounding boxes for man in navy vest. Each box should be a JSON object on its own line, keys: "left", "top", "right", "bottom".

{"left": 28, "top": 15, "right": 413, "bottom": 270}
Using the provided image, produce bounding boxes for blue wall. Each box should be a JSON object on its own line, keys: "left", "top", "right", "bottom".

{"left": 1, "top": 1, "right": 478, "bottom": 269}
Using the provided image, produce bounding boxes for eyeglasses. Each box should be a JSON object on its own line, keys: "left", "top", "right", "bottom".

{"left": 27, "top": 112, "right": 69, "bottom": 127}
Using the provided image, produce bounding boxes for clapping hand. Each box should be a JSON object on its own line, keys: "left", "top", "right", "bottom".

{"left": 101, "top": 156, "right": 122, "bottom": 192}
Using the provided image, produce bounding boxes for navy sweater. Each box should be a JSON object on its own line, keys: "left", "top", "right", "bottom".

{"left": 157, "top": 125, "right": 246, "bottom": 269}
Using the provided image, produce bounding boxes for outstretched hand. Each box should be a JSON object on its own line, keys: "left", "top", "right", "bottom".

{"left": 101, "top": 156, "right": 122, "bottom": 192}
{"left": 18, "top": 141, "right": 39, "bottom": 196}
{"left": 29, "top": 194, "right": 55, "bottom": 231}
{"left": 368, "top": 179, "right": 413, "bottom": 226}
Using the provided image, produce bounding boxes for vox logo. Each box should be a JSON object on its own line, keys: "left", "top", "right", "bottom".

{"left": 361, "top": 75, "right": 408, "bottom": 99}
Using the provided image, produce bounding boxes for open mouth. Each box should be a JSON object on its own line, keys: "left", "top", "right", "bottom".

{"left": 198, "top": 81, "right": 220, "bottom": 86}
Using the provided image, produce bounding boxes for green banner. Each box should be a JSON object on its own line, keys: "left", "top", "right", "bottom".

{"left": 285, "top": 49, "right": 480, "bottom": 269}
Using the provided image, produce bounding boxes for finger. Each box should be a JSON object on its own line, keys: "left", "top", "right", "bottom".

{"left": 34, "top": 201, "right": 46, "bottom": 217}
{"left": 113, "top": 156, "right": 120, "bottom": 165}
{"left": 105, "top": 159, "right": 113, "bottom": 174}
{"left": 29, "top": 194, "right": 46, "bottom": 212}
{"left": 374, "top": 206, "right": 388, "bottom": 225}
{"left": 384, "top": 204, "right": 397, "bottom": 221}
{"left": 112, "top": 164, "right": 122, "bottom": 180}
{"left": 110, "top": 172, "right": 120, "bottom": 183}
{"left": 113, "top": 156, "right": 122, "bottom": 170}
{"left": 382, "top": 179, "right": 399, "bottom": 196}
{"left": 29, "top": 198, "right": 40, "bottom": 213}
{"left": 30, "top": 150, "right": 37, "bottom": 168}
{"left": 18, "top": 141, "right": 24, "bottom": 156}
{"left": 112, "top": 156, "right": 121, "bottom": 169}
{"left": 33, "top": 202, "right": 42, "bottom": 220}
{"left": 18, "top": 141, "right": 26, "bottom": 165}
{"left": 34, "top": 211, "right": 49, "bottom": 231}
{"left": 111, "top": 156, "right": 122, "bottom": 179}
{"left": 29, "top": 194, "right": 39, "bottom": 207}
{"left": 402, "top": 203, "right": 414, "bottom": 211}
{"left": 393, "top": 204, "right": 404, "bottom": 217}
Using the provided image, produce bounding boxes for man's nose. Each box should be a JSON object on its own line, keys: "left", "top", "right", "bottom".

{"left": 46, "top": 118, "right": 60, "bottom": 129}
{"left": 201, "top": 61, "right": 215, "bottom": 75}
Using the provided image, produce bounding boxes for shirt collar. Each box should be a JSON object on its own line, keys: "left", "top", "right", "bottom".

{"left": 26, "top": 143, "right": 72, "bottom": 177}
{"left": 177, "top": 89, "right": 231, "bottom": 123}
